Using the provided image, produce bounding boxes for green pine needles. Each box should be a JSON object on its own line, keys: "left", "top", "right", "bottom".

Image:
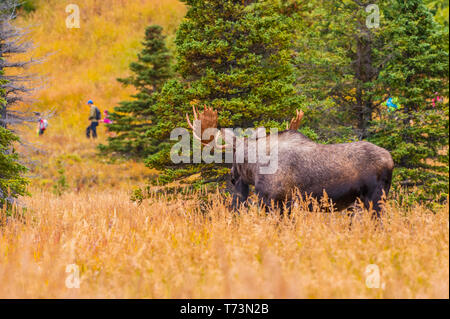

{"left": 99, "top": 25, "right": 173, "bottom": 159}
{"left": 0, "top": 86, "right": 28, "bottom": 209}
{"left": 144, "top": 0, "right": 303, "bottom": 186}
{"left": 295, "top": 0, "right": 448, "bottom": 206}
{"left": 370, "top": 0, "right": 449, "bottom": 206}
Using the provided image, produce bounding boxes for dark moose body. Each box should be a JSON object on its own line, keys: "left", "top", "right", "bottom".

{"left": 230, "top": 130, "right": 394, "bottom": 216}
{"left": 187, "top": 106, "right": 394, "bottom": 217}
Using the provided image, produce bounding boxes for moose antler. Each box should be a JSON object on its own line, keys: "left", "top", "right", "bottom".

{"left": 286, "top": 109, "right": 304, "bottom": 130}
{"left": 186, "top": 104, "right": 227, "bottom": 147}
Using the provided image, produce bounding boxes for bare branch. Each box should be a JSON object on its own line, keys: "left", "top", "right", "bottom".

{"left": 1, "top": 0, "right": 46, "bottom": 131}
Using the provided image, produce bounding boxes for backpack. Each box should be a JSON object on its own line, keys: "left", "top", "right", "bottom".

{"left": 39, "top": 119, "right": 48, "bottom": 130}
{"left": 95, "top": 107, "right": 101, "bottom": 121}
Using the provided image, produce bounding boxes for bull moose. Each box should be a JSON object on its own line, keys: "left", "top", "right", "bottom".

{"left": 186, "top": 106, "right": 394, "bottom": 218}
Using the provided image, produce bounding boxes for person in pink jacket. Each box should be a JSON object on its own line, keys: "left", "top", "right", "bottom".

{"left": 432, "top": 92, "right": 443, "bottom": 107}
{"left": 102, "top": 110, "right": 112, "bottom": 124}
{"left": 102, "top": 110, "right": 115, "bottom": 137}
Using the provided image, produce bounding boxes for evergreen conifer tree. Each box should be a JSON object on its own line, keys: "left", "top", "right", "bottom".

{"left": 295, "top": 0, "right": 388, "bottom": 142}
{"left": 0, "top": 73, "right": 28, "bottom": 209}
{"left": 370, "top": 0, "right": 449, "bottom": 205}
{"left": 98, "top": 25, "right": 172, "bottom": 158}
{"left": 425, "top": 0, "right": 449, "bottom": 25}
{"left": 296, "top": 0, "right": 449, "bottom": 205}
{"left": 145, "top": 0, "right": 303, "bottom": 186}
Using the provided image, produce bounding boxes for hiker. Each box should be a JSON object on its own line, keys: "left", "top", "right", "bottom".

{"left": 432, "top": 92, "right": 443, "bottom": 107}
{"left": 102, "top": 110, "right": 112, "bottom": 124}
{"left": 86, "top": 100, "right": 101, "bottom": 139}
{"left": 37, "top": 114, "right": 48, "bottom": 136}
{"left": 102, "top": 110, "right": 116, "bottom": 137}
{"left": 102, "top": 110, "right": 114, "bottom": 137}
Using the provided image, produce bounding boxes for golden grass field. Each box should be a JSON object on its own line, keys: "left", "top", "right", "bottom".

{"left": 1, "top": 0, "right": 448, "bottom": 299}
{"left": 0, "top": 188, "right": 448, "bottom": 298}
{"left": 13, "top": 0, "right": 184, "bottom": 189}
{"left": 16, "top": 0, "right": 186, "bottom": 133}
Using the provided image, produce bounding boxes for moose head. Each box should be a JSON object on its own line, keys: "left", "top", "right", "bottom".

{"left": 186, "top": 104, "right": 303, "bottom": 148}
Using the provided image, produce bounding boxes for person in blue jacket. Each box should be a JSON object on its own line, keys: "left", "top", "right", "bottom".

{"left": 86, "top": 100, "right": 101, "bottom": 139}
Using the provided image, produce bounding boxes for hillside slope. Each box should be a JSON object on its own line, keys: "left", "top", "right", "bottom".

{"left": 14, "top": 0, "right": 185, "bottom": 189}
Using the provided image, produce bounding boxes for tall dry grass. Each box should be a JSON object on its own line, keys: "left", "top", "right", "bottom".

{"left": 0, "top": 189, "right": 448, "bottom": 298}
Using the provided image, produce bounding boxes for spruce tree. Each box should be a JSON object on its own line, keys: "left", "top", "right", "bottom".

{"left": 144, "top": 0, "right": 303, "bottom": 186}
{"left": 370, "top": 0, "right": 449, "bottom": 205}
{"left": 295, "top": 0, "right": 387, "bottom": 142}
{"left": 98, "top": 25, "right": 172, "bottom": 158}
{"left": 0, "top": 73, "right": 28, "bottom": 209}
{"left": 296, "top": 0, "right": 449, "bottom": 205}
{"left": 0, "top": 126, "right": 28, "bottom": 209}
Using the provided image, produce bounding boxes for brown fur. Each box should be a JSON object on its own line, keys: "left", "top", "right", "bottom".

{"left": 231, "top": 130, "right": 394, "bottom": 216}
